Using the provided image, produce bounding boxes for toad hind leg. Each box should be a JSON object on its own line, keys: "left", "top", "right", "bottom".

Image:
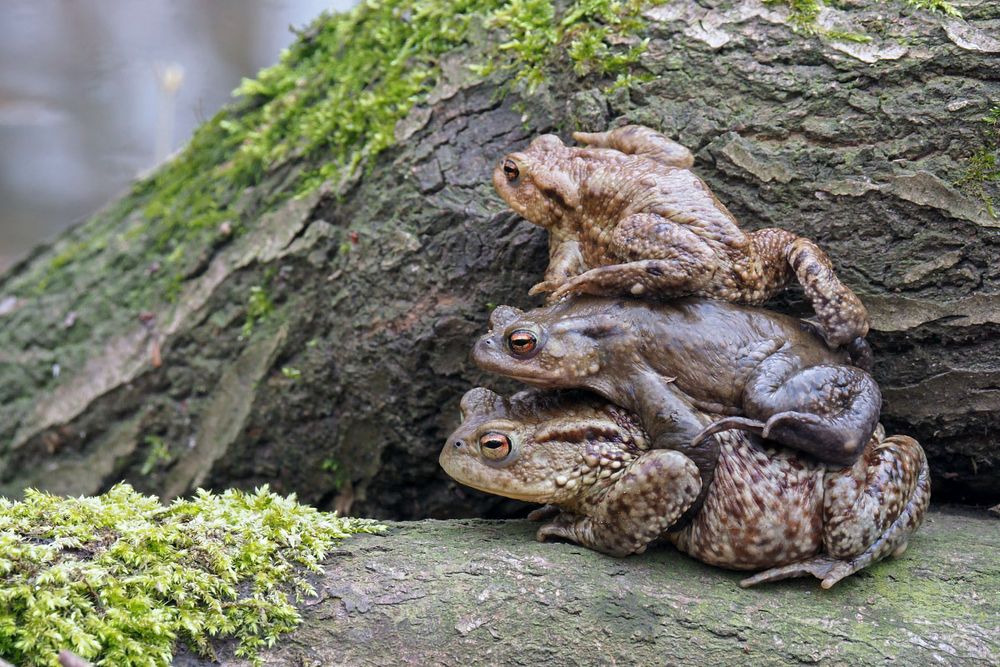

{"left": 740, "top": 496, "right": 924, "bottom": 589}
{"left": 572, "top": 125, "right": 694, "bottom": 169}
{"left": 695, "top": 362, "right": 881, "bottom": 468}
{"left": 787, "top": 237, "right": 869, "bottom": 347}
{"left": 748, "top": 229, "right": 869, "bottom": 348}
{"left": 741, "top": 358, "right": 882, "bottom": 467}
{"left": 548, "top": 213, "right": 715, "bottom": 302}
{"left": 741, "top": 433, "right": 930, "bottom": 589}
{"left": 536, "top": 449, "right": 701, "bottom": 557}
{"left": 821, "top": 434, "right": 930, "bottom": 576}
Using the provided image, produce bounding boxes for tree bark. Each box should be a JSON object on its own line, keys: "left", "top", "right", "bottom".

{"left": 0, "top": 1, "right": 998, "bottom": 516}
{"left": 167, "top": 509, "right": 999, "bottom": 666}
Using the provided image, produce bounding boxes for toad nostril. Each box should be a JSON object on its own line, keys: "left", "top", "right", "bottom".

{"left": 452, "top": 439, "right": 464, "bottom": 449}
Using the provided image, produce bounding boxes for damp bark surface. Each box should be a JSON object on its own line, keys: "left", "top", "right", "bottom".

{"left": 170, "top": 508, "right": 999, "bottom": 666}
{"left": 0, "top": 1, "right": 999, "bottom": 518}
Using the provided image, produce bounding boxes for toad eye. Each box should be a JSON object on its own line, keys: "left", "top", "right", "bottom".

{"left": 502, "top": 158, "right": 520, "bottom": 182}
{"left": 507, "top": 329, "right": 538, "bottom": 357}
{"left": 479, "top": 432, "right": 512, "bottom": 460}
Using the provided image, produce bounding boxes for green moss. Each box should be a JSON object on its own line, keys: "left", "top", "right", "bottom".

{"left": 824, "top": 29, "right": 873, "bottom": 43}
{"left": 139, "top": 435, "right": 172, "bottom": 476}
{"left": 241, "top": 285, "right": 275, "bottom": 338}
{"left": 957, "top": 106, "right": 1000, "bottom": 218}
{"left": 901, "top": 0, "right": 961, "bottom": 16}
{"left": 766, "top": 0, "right": 823, "bottom": 33}
{"left": 23, "top": 0, "right": 662, "bottom": 306}
{"left": 477, "top": 0, "right": 660, "bottom": 92}
{"left": 0, "top": 484, "right": 383, "bottom": 666}
{"left": 766, "top": 0, "right": 961, "bottom": 34}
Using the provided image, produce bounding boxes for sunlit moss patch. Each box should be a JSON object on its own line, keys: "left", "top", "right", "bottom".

{"left": 0, "top": 484, "right": 384, "bottom": 666}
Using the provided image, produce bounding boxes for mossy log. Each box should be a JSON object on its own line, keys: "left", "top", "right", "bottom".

{"left": 1, "top": 1, "right": 999, "bottom": 516}
{"left": 166, "top": 508, "right": 999, "bottom": 666}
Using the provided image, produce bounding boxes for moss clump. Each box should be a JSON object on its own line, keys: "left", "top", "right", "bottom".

{"left": 28, "top": 0, "right": 661, "bottom": 305}
{"left": 902, "top": 0, "right": 962, "bottom": 16}
{"left": 766, "top": 0, "right": 961, "bottom": 34}
{"left": 766, "top": 0, "right": 823, "bottom": 32}
{"left": 241, "top": 284, "right": 275, "bottom": 337}
{"left": 0, "top": 1, "right": 665, "bottom": 406}
{"left": 957, "top": 106, "right": 1000, "bottom": 218}
{"left": 476, "top": 0, "right": 661, "bottom": 92}
{"left": 0, "top": 484, "right": 384, "bottom": 666}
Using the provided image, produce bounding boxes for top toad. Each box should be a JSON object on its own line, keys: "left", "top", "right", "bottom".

{"left": 493, "top": 125, "right": 868, "bottom": 348}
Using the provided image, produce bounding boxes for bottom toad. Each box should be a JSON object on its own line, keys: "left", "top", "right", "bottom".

{"left": 440, "top": 387, "right": 929, "bottom": 589}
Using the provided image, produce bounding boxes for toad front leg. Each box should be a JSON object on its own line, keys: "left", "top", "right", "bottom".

{"left": 632, "top": 378, "right": 720, "bottom": 528}
{"left": 530, "top": 235, "right": 586, "bottom": 297}
{"left": 572, "top": 125, "right": 695, "bottom": 169}
{"left": 694, "top": 352, "right": 881, "bottom": 468}
{"left": 549, "top": 213, "right": 717, "bottom": 301}
{"left": 741, "top": 431, "right": 929, "bottom": 588}
{"left": 536, "top": 450, "right": 701, "bottom": 556}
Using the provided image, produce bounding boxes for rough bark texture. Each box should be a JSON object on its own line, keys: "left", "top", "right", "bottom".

{"left": 168, "top": 508, "right": 999, "bottom": 666}
{"left": 0, "top": 1, "right": 999, "bottom": 517}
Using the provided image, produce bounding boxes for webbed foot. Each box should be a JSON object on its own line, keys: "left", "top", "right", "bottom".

{"left": 759, "top": 410, "right": 864, "bottom": 467}
{"left": 691, "top": 416, "right": 766, "bottom": 450}
{"left": 536, "top": 514, "right": 579, "bottom": 544}
{"left": 740, "top": 555, "right": 855, "bottom": 589}
{"left": 527, "top": 504, "right": 561, "bottom": 522}
{"left": 528, "top": 280, "right": 560, "bottom": 297}
{"left": 693, "top": 411, "right": 867, "bottom": 467}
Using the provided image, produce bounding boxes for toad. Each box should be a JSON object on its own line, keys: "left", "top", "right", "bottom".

{"left": 493, "top": 125, "right": 869, "bottom": 349}
{"left": 441, "top": 388, "right": 929, "bottom": 588}
{"left": 472, "top": 297, "right": 882, "bottom": 519}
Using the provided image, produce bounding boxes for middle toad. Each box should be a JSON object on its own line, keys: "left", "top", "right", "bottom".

{"left": 493, "top": 125, "right": 869, "bottom": 349}
{"left": 472, "top": 297, "right": 881, "bottom": 521}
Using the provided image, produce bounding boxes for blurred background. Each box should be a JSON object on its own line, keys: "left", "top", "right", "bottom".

{"left": 0, "top": 0, "right": 358, "bottom": 274}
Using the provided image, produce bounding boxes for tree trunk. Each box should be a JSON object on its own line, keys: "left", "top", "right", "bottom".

{"left": 0, "top": 1, "right": 998, "bottom": 517}
{"left": 167, "top": 509, "right": 998, "bottom": 666}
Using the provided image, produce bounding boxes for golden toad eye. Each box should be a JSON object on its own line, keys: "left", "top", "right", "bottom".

{"left": 479, "top": 432, "right": 512, "bottom": 460}
{"left": 503, "top": 158, "right": 520, "bottom": 182}
{"left": 507, "top": 329, "right": 537, "bottom": 356}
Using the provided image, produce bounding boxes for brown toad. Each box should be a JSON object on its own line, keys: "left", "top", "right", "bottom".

{"left": 493, "top": 125, "right": 869, "bottom": 349}
{"left": 441, "top": 388, "right": 929, "bottom": 588}
{"left": 472, "top": 297, "right": 882, "bottom": 522}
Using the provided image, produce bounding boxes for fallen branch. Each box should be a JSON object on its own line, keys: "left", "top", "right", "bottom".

{"left": 170, "top": 508, "right": 998, "bottom": 666}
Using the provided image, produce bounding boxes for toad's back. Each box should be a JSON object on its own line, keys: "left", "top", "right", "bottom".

{"left": 607, "top": 298, "right": 850, "bottom": 407}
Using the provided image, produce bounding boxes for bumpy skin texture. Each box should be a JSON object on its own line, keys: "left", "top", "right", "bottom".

{"left": 472, "top": 297, "right": 882, "bottom": 519}
{"left": 493, "top": 125, "right": 869, "bottom": 348}
{"left": 441, "top": 388, "right": 930, "bottom": 588}
{"left": 442, "top": 388, "right": 700, "bottom": 557}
